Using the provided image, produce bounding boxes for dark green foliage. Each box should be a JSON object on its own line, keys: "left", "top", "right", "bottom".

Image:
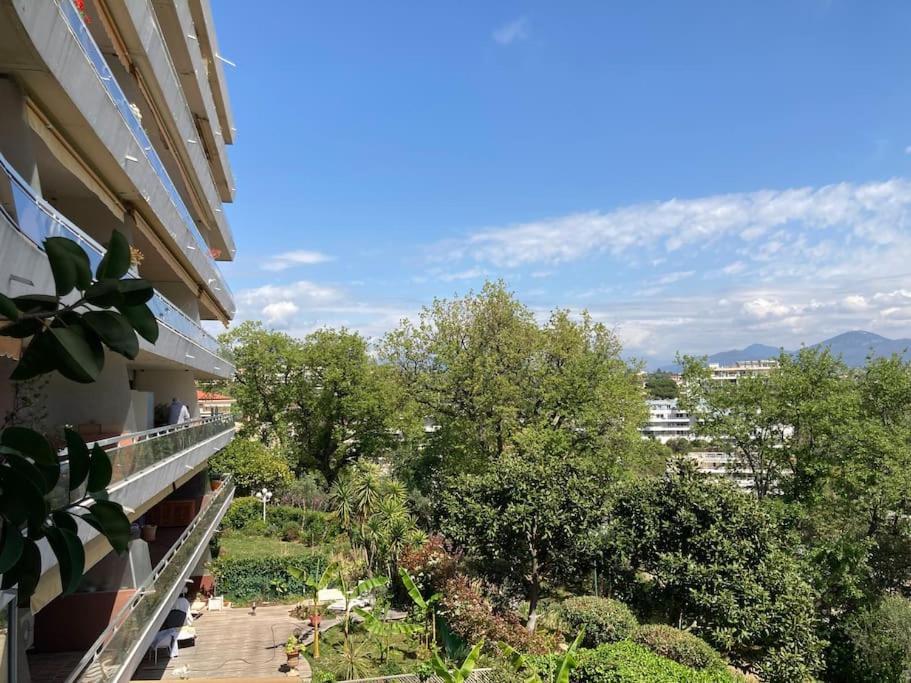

{"left": 601, "top": 463, "right": 824, "bottom": 681}
{"left": 633, "top": 625, "right": 724, "bottom": 671}
{"left": 533, "top": 641, "right": 739, "bottom": 683}
{"left": 222, "top": 496, "right": 339, "bottom": 544}
{"left": 0, "top": 230, "right": 145, "bottom": 604}
{"left": 842, "top": 595, "right": 911, "bottom": 682}
{"left": 209, "top": 439, "right": 292, "bottom": 495}
{"left": 558, "top": 597, "right": 638, "bottom": 648}
{"left": 644, "top": 372, "right": 678, "bottom": 400}
{"left": 210, "top": 548, "right": 330, "bottom": 601}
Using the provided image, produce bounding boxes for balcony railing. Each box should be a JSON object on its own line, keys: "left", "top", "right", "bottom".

{"left": 68, "top": 478, "right": 236, "bottom": 683}
{"left": 0, "top": 151, "right": 228, "bottom": 361}
{"left": 55, "top": 0, "right": 233, "bottom": 286}
{"left": 48, "top": 414, "right": 235, "bottom": 509}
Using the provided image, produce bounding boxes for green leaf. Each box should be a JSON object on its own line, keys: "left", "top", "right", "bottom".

{"left": 82, "top": 311, "right": 139, "bottom": 359}
{"left": 46, "top": 237, "right": 91, "bottom": 296}
{"left": 117, "top": 279, "right": 154, "bottom": 306}
{"left": 65, "top": 429, "right": 91, "bottom": 491}
{"left": 554, "top": 630, "right": 584, "bottom": 683}
{"left": 1, "top": 539, "right": 42, "bottom": 606}
{"left": 0, "top": 426, "right": 56, "bottom": 466}
{"left": 398, "top": 567, "right": 427, "bottom": 610}
{"left": 0, "top": 464, "right": 46, "bottom": 528}
{"left": 12, "top": 294, "right": 58, "bottom": 313}
{"left": 84, "top": 500, "right": 130, "bottom": 553}
{"left": 84, "top": 280, "right": 123, "bottom": 308}
{"left": 51, "top": 511, "right": 78, "bottom": 535}
{"left": 46, "top": 527, "right": 85, "bottom": 595}
{"left": 4, "top": 447, "right": 59, "bottom": 495}
{"left": 0, "top": 318, "right": 42, "bottom": 339}
{"left": 86, "top": 443, "right": 113, "bottom": 492}
{"left": 95, "top": 230, "right": 131, "bottom": 280}
{"left": 117, "top": 302, "right": 158, "bottom": 344}
{"left": 49, "top": 325, "right": 104, "bottom": 383}
{"left": 354, "top": 575, "right": 389, "bottom": 596}
{"left": 0, "top": 293, "right": 19, "bottom": 321}
{"left": 0, "top": 520, "right": 24, "bottom": 574}
{"left": 9, "top": 330, "right": 56, "bottom": 380}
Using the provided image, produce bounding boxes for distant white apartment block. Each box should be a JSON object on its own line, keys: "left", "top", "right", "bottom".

{"left": 642, "top": 399, "right": 695, "bottom": 443}
{"left": 708, "top": 359, "right": 778, "bottom": 382}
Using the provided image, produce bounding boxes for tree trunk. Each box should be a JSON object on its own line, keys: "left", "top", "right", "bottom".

{"left": 526, "top": 573, "right": 540, "bottom": 632}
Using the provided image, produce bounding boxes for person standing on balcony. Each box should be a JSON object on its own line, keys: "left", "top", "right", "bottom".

{"left": 168, "top": 397, "right": 190, "bottom": 425}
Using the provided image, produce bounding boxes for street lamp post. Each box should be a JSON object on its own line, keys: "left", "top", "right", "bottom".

{"left": 254, "top": 487, "right": 273, "bottom": 522}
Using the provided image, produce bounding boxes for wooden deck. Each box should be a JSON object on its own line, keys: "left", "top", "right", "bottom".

{"left": 130, "top": 605, "right": 311, "bottom": 680}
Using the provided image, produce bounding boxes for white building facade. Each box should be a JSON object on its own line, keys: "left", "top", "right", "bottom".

{"left": 642, "top": 399, "right": 696, "bottom": 443}
{"left": 0, "top": 1, "right": 239, "bottom": 679}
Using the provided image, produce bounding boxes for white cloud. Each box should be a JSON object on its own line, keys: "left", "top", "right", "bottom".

{"left": 742, "top": 297, "right": 796, "bottom": 320}
{"left": 439, "top": 267, "right": 485, "bottom": 282}
{"left": 262, "top": 250, "right": 332, "bottom": 272}
{"left": 451, "top": 179, "right": 911, "bottom": 268}
{"left": 654, "top": 270, "right": 694, "bottom": 286}
{"left": 722, "top": 260, "right": 747, "bottom": 275}
{"left": 262, "top": 301, "right": 299, "bottom": 324}
{"left": 493, "top": 17, "right": 529, "bottom": 45}
{"left": 841, "top": 295, "right": 869, "bottom": 312}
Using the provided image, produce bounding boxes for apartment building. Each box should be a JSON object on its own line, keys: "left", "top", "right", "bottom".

{"left": 686, "top": 451, "right": 755, "bottom": 490}
{"left": 708, "top": 359, "right": 778, "bottom": 382}
{"left": 0, "top": 1, "right": 238, "bottom": 680}
{"left": 642, "top": 399, "right": 695, "bottom": 443}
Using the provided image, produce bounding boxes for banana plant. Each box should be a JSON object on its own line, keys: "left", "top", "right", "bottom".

{"left": 498, "top": 630, "right": 584, "bottom": 683}
{"left": 354, "top": 602, "right": 416, "bottom": 662}
{"left": 430, "top": 640, "right": 484, "bottom": 683}
{"left": 399, "top": 566, "right": 442, "bottom": 649}
{"left": 288, "top": 561, "right": 337, "bottom": 658}
{"left": 0, "top": 230, "right": 155, "bottom": 605}
{"left": 337, "top": 573, "right": 388, "bottom": 642}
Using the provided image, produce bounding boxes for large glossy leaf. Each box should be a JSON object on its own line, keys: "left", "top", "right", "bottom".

{"left": 117, "top": 302, "right": 158, "bottom": 344}
{"left": 0, "top": 426, "right": 56, "bottom": 466}
{"left": 117, "top": 279, "right": 154, "bottom": 306}
{"left": 354, "top": 575, "right": 389, "bottom": 596}
{"left": 84, "top": 280, "right": 123, "bottom": 308}
{"left": 5, "top": 448, "right": 59, "bottom": 495}
{"left": 456, "top": 641, "right": 484, "bottom": 682}
{"left": 95, "top": 230, "right": 131, "bottom": 280}
{"left": 9, "top": 330, "right": 56, "bottom": 380}
{"left": 0, "top": 464, "right": 46, "bottom": 528}
{"left": 65, "top": 429, "right": 90, "bottom": 491}
{"left": 46, "top": 527, "right": 85, "bottom": 595}
{"left": 45, "top": 236, "right": 91, "bottom": 296}
{"left": 12, "top": 294, "right": 58, "bottom": 314}
{"left": 0, "top": 520, "right": 24, "bottom": 574}
{"left": 0, "top": 317, "right": 42, "bottom": 339}
{"left": 86, "top": 443, "right": 113, "bottom": 492}
{"left": 84, "top": 500, "right": 130, "bottom": 553}
{"left": 554, "top": 630, "right": 585, "bottom": 683}
{"left": 51, "top": 511, "right": 78, "bottom": 535}
{"left": 83, "top": 310, "right": 138, "bottom": 359}
{"left": 0, "top": 293, "right": 19, "bottom": 321}
{"left": 49, "top": 325, "right": 104, "bottom": 383}
{"left": 1, "top": 538, "right": 41, "bottom": 606}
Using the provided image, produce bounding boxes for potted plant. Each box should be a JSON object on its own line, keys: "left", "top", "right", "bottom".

{"left": 285, "top": 635, "right": 302, "bottom": 669}
{"left": 209, "top": 471, "right": 224, "bottom": 491}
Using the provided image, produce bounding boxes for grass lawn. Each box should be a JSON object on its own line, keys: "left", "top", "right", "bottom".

{"left": 218, "top": 530, "right": 315, "bottom": 559}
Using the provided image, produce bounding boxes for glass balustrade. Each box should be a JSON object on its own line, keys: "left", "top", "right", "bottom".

{"left": 0, "top": 153, "right": 225, "bottom": 358}
{"left": 71, "top": 480, "right": 236, "bottom": 682}
{"left": 47, "top": 415, "right": 234, "bottom": 509}
{"left": 56, "top": 0, "right": 232, "bottom": 287}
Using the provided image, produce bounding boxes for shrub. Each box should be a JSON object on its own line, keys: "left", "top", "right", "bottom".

{"left": 279, "top": 472, "right": 328, "bottom": 510}
{"left": 568, "top": 641, "right": 738, "bottom": 683}
{"left": 222, "top": 497, "right": 262, "bottom": 530}
{"left": 843, "top": 594, "right": 911, "bottom": 682}
{"left": 210, "top": 548, "right": 329, "bottom": 601}
{"left": 210, "top": 439, "right": 292, "bottom": 495}
{"left": 558, "top": 596, "right": 638, "bottom": 648}
{"left": 633, "top": 624, "right": 724, "bottom": 671}
{"left": 221, "top": 498, "right": 339, "bottom": 543}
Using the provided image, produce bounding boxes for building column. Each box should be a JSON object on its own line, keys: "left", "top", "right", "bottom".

{"left": 0, "top": 77, "right": 41, "bottom": 193}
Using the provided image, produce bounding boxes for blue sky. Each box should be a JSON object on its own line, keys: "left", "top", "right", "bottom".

{"left": 210, "top": 1, "right": 911, "bottom": 364}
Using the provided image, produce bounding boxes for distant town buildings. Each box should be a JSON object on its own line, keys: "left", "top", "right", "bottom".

{"left": 708, "top": 359, "right": 778, "bottom": 382}
{"left": 642, "top": 399, "right": 695, "bottom": 443}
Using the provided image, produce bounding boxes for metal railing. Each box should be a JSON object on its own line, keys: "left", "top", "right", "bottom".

{"left": 48, "top": 414, "right": 235, "bottom": 509}
{"left": 68, "top": 478, "right": 236, "bottom": 683}
{"left": 55, "top": 0, "right": 232, "bottom": 292}
{"left": 0, "top": 151, "right": 227, "bottom": 359}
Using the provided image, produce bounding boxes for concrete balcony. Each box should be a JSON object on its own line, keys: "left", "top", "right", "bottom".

{"left": 0, "top": 0, "right": 234, "bottom": 319}
{"left": 93, "top": 0, "right": 236, "bottom": 259}
{"left": 33, "top": 415, "right": 236, "bottom": 614}
{"left": 153, "top": 0, "right": 235, "bottom": 204}
{"left": 0, "top": 151, "right": 234, "bottom": 379}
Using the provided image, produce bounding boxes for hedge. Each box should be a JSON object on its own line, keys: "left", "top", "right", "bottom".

{"left": 559, "top": 596, "right": 639, "bottom": 648}
{"left": 633, "top": 625, "right": 724, "bottom": 671}
{"left": 222, "top": 497, "right": 339, "bottom": 543}
{"left": 567, "top": 641, "right": 739, "bottom": 683}
{"left": 211, "top": 547, "right": 330, "bottom": 601}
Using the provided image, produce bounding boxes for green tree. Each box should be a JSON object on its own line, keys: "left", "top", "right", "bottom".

{"left": 438, "top": 428, "right": 611, "bottom": 632}
{"left": 645, "top": 371, "right": 679, "bottom": 399}
{"left": 209, "top": 438, "right": 292, "bottom": 496}
{"left": 600, "top": 462, "right": 824, "bottom": 681}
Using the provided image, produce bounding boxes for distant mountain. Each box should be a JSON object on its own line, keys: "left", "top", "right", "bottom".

{"left": 656, "top": 330, "right": 911, "bottom": 371}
